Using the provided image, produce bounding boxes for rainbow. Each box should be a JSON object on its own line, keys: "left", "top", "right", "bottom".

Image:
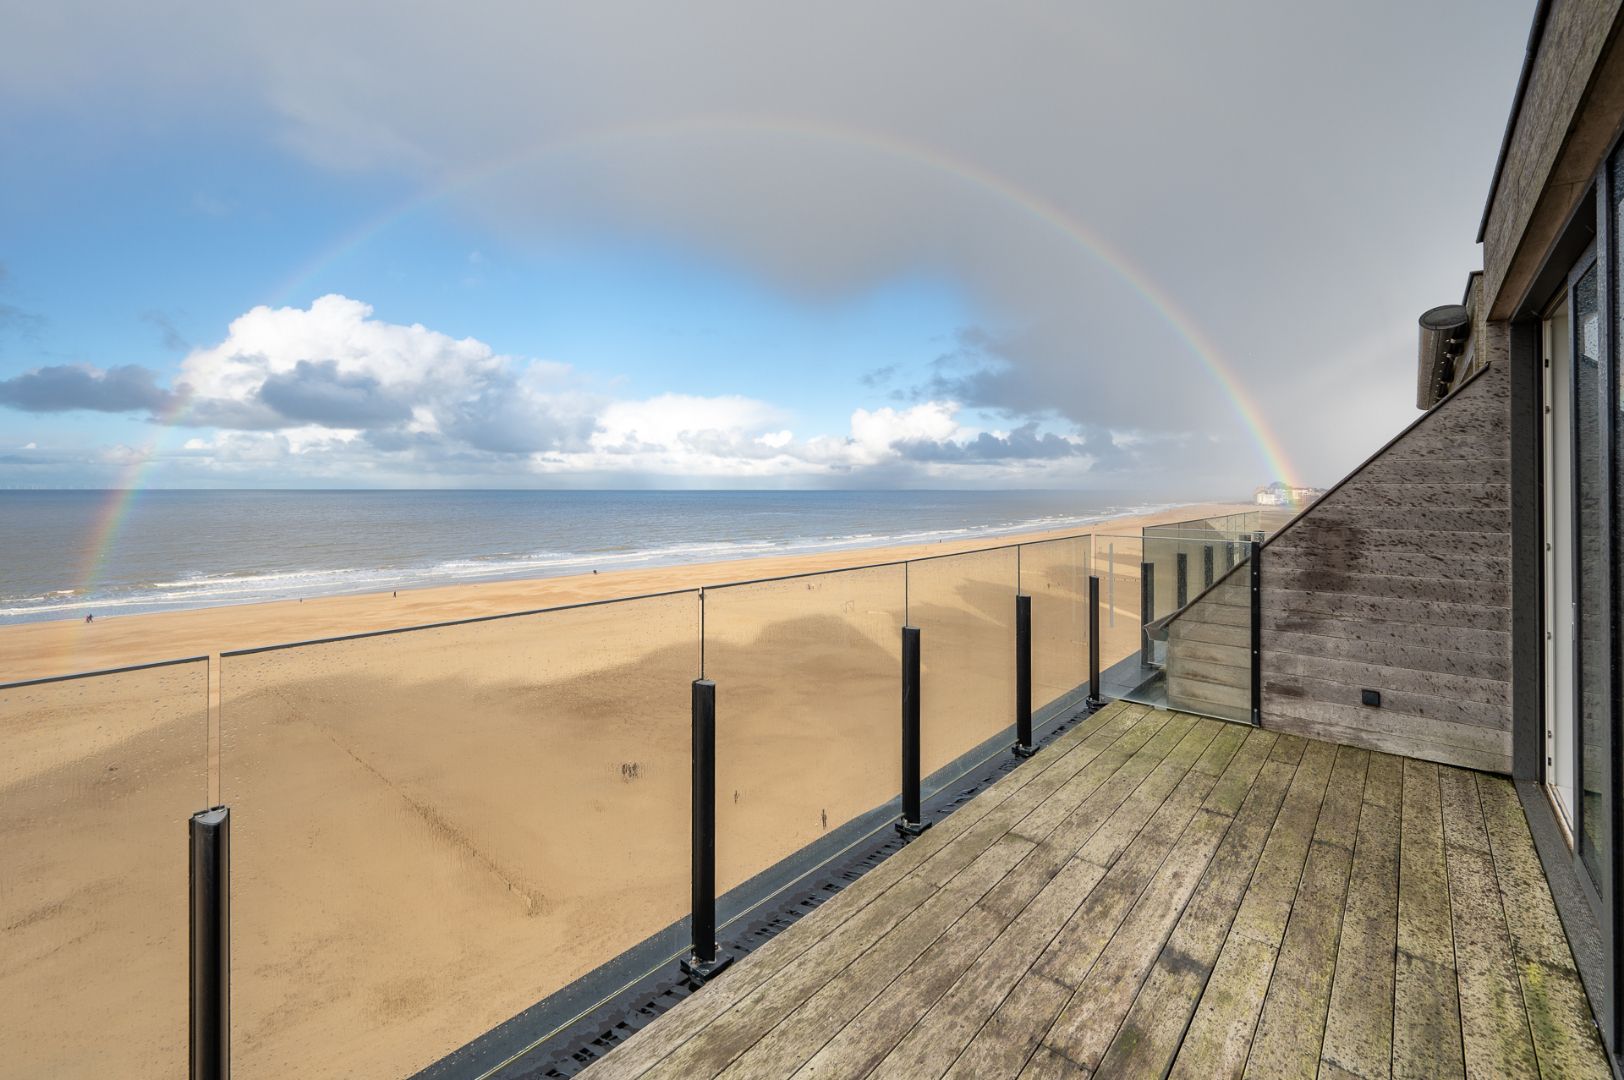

{"left": 71, "top": 391, "right": 194, "bottom": 591}
{"left": 71, "top": 113, "right": 1299, "bottom": 635}
{"left": 263, "top": 114, "right": 1300, "bottom": 488}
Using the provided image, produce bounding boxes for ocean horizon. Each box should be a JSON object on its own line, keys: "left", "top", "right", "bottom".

{"left": 0, "top": 489, "right": 1199, "bottom": 624}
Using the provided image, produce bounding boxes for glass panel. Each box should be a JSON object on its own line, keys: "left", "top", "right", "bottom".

{"left": 1101, "top": 533, "right": 1254, "bottom": 724}
{"left": 1092, "top": 534, "right": 1148, "bottom": 699}
{"left": 905, "top": 547, "right": 1018, "bottom": 775}
{"left": 1573, "top": 261, "right": 1607, "bottom": 886}
{"left": 1018, "top": 537, "right": 1090, "bottom": 714}
{"left": 1160, "top": 537, "right": 1255, "bottom": 725}
{"left": 1142, "top": 510, "right": 1260, "bottom": 543}
{"left": 221, "top": 593, "right": 698, "bottom": 1079}
{"left": 704, "top": 565, "right": 904, "bottom": 893}
{"left": 0, "top": 659, "right": 207, "bottom": 1078}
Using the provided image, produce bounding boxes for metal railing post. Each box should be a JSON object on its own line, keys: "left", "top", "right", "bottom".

{"left": 898, "top": 626, "right": 930, "bottom": 835}
{"left": 1249, "top": 541, "right": 1263, "bottom": 726}
{"left": 683, "top": 679, "right": 731, "bottom": 980}
{"left": 190, "top": 807, "right": 230, "bottom": 1080}
{"left": 1087, "top": 575, "right": 1104, "bottom": 711}
{"left": 1013, "top": 594, "right": 1035, "bottom": 757}
{"left": 1140, "top": 562, "right": 1154, "bottom": 666}
{"left": 1176, "top": 552, "right": 1189, "bottom": 609}
{"left": 1203, "top": 544, "right": 1214, "bottom": 589}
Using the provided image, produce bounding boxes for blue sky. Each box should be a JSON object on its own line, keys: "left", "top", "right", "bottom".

{"left": 0, "top": 1, "right": 1534, "bottom": 492}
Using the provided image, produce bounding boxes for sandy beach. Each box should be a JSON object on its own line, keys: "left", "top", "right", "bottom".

{"left": 0, "top": 501, "right": 1249, "bottom": 1079}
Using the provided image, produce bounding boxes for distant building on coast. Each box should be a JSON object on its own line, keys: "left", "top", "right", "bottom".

{"left": 1251, "top": 481, "right": 1323, "bottom": 507}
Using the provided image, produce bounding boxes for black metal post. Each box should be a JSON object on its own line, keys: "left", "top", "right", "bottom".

{"left": 1087, "top": 575, "right": 1104, "bottom": 711}
{"left": 1224, "top": 543, "right": 1236, "bottom": 573}
{"left": 683, "top": 679, "right": 731, "bottom": 980}
{"left": 1013, "top": 594, "right": 1035, "bottom": 757}
{"left": 898, "top": 626, "right": 930, "bottom": 835}
{"left": 1249, "top": 541, "right": 1262, "bottom": 726}
{"left": 1140, "top": 562, "right": 1154, "bottom": 666}
{"left": 190, "top": 806, "right": 229, "bottom": 1080}
{"left": 1203, "top": 544, "right": 1214, "bottom": 588}
{"left": 1176, "top": 552, "right": 1189, "bottom": 608}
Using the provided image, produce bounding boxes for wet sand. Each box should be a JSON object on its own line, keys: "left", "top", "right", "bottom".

{"left": 0, "top": 501, "right": 1246, "bottom": 1079}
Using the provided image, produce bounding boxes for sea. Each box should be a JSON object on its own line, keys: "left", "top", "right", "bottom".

{"left": 0, "top": 490, "right": 1177, "bottom": 625}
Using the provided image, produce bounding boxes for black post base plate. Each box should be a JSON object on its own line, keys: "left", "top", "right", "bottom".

{"left": 680, "top": 952, "right": 734, "bottom": 982}
{"left": 895, "top": 817, "right": 933, "bottom": 838}
{"left": 1011, "top": 742, "right": 1038, "bottom": 759}
{"left": 1085, "top": 696, "right": 1107, "bottom": 713}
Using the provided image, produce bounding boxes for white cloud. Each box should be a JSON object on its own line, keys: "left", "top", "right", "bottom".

{"left": 20, "top": 295, "right": 1141, "bottom": 486}
{"left": 844, "top": 402, "right": 962, "bottom": 464}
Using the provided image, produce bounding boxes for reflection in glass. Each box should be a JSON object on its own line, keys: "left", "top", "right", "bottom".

{"left": 1018, "top": 537, "right": 1090, "bottom": 714}
{"left": 704, "top": 565, "right": 904, "bottom": 892}
{"left": 1091, "top": 535, "right": 1147, "bottom": 691}
{"left": 906, "top": 548, "right": 1018, "bottom": 776}
{"left": 1574, "top": 261, "right": 1607, "bottom": 887}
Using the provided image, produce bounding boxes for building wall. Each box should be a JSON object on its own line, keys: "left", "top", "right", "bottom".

{"left": 1483, "top": 0, "right": 1623, "bottom": 319}
{"left": 1258, "top": 360, "right": 1513, "bottom": 773}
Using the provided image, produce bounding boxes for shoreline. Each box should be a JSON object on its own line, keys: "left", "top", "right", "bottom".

{"left": 0, "top": 500, "right": 1250, "bottom": 683}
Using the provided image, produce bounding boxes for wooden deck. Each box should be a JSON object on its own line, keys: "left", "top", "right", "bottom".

{"left": 578, "top": 702, "right": 1607, "bottom": 1079}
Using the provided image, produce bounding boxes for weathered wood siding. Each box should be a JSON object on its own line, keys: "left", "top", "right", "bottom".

{"left": 1260, "top": 361, "right": 1513, "bottom": 773}
{"left": 1166, "top": 569, "right": 1251, "bottom": 724}
{"left": 1481, "top": 0, "right": 1623, "bottom": 319}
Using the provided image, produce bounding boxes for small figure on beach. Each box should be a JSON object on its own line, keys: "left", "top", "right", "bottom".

{"left": 392, "top": 591, "right": 397, "bottom": 597}
{"left": 84, "top": 613, "right": 93, "bottom": 624}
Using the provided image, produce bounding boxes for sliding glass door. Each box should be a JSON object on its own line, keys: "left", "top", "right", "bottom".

{"left": 1543, "top": 246, "right": 1609, "bottom": 895}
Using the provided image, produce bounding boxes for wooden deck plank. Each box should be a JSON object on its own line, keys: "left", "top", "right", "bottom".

{"left": 870, "top": 854, "right": 1107, "bottom": 1080}
{"left": 1319, "top": 751, "right": 1402, "bottom": 1079}
{"left": 716, "top": 714, "right": 1211, "bottom": 1079}
{"left": 1019, "top": 715, "right": 1211, "bottom": 852}
{"left": 940, "top": 972, "right": 1070, "bottom": 1080}
{"left": 1166, "top": 739, "right": 1336, "bottom": 1079}
{"left": 1092, "top": 747, "right": 1293, "bottom": 1078}
{"left": 1476, "top": 775, "right": 1611, "bottom": 1080}
{"left": 915, "top": 710, "right": 1176, "bottom": 888}
{"left": 1032, "top": 726, "right": 1246, "bottom": 988}
{"left": 1166, "top": 935, "right": 1279, "bottom": 1080}
{"left": 864, "top": 725, "right": 1243, "bottom": 1080}
{"left": 1392, "top": 758, "right": 1463, "bottom": 1080}
{"left": 580, "top": 702, "right": 1144, "bottom": 1079}
{"left": 580, "top": 712, "right": 1609, "bottom": 1080}
{"left": 1038, "top": 801, "right": 1234, "bottom": 1070}
{"left": 704, "top": 835, "right": 1036, "bottom": 1080}
{"left": 1032, "top": 723, "right": 1257, "bottom": 1071}
{"left": 1223, "top": 738, "right": 1336, "bottom": 949}
{"left": 789, "top": 717, "right": 1223, "bottom": 1078}
{"left": 935, "top": 726, "right": 1243, "bottom": 1074}
{"left": 1072, "top": 720, "right": 1229, "bottom": 865}
{"left": 1243, "top": 745, "right": 1369, "bottom": 1078}
{"left": 1445, "top": 836, "right": 1539, "bottom": 1078}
